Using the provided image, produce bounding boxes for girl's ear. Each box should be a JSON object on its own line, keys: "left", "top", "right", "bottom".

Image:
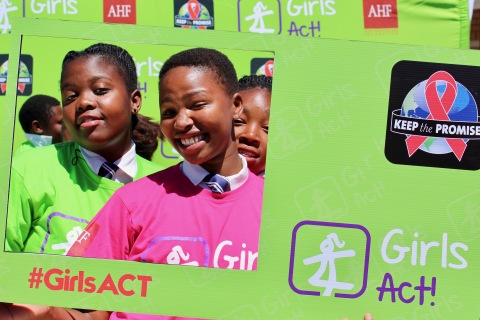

{"left": 31, "top": 120, "right": 44, "bottom": 134}
{"left": 231, "top": 92, "right": 243, "bottom": 120}
{"left": 131, "top": 89, "right": 142, "bottom": 114}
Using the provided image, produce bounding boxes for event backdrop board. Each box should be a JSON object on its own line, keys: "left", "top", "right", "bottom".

{"left": 2, "top": 17, "right": 480, "bottom": 319}
{"left": 0, "top": 0, "right": 472, "bottom": 169}
{"left": 0, "top": 0, "right": 471, "bottom": 47}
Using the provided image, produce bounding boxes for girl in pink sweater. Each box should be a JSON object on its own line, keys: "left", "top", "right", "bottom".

{"left": 67, "top": 48, "right": 264, "bottom": 320}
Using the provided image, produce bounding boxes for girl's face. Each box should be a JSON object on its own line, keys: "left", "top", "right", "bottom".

{"left": 61, "top": 55, "right": 141, "bottom": 162}
{"left": 234, "top": 88, "right": 270, "bottom": 175}
{"left": 159, "top": 66, "right": 242, "bottom": 175}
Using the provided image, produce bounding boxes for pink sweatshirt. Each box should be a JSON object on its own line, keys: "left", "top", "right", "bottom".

{"left": 68, "top": 164, "right": 264, "bottom": 320}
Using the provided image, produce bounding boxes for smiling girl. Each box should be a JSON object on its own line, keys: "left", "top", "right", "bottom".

{"left": 234, "top": 75, "right": 272, "bottom": 176}
{"left": 6, "top": 43, "right": 162, "bottom": 255}
{"left": 66, "top": 47, "right": 265, "bottom": 320}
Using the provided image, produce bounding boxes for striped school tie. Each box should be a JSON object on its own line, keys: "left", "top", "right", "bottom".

{"left": 203, "top": 173, "right": 230, "bottom": 193}
{"left": 98, "top": 162, "right": 119, "bottom": 179}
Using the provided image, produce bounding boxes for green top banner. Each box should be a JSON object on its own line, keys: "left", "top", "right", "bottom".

{"left": 0, "top": 0, "right": 472, "bottom": 169}
{"left": 0, "top": 0, "right": 471, "bottom": 47}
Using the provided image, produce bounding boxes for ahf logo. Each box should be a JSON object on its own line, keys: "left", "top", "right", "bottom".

{"left": 363, "top": 0, "right": 398, "bottom": 29}
{"left": 0, "top": 0, "right": 18, "bottom": 34}
{"left": 289, "top": 221, "right": 370, "bottom": 298}
{"left": 103, "top": 0, "right": 136, "bottom": 24}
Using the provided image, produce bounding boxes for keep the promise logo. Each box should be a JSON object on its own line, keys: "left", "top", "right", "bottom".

{"left": 384, "top": 61, "right": 480, "bottom": 170}
{"left": 174, "top": 0, "right": 214, "bottom": 29}
{"left": 0, "top": 54, "right": 33, "bottom": 96}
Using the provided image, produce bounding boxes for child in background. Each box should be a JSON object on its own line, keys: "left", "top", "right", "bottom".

{"left": 5, "top": 43, "right": 162, "bottom": 256}
{"left": 66, "top": 47, "right": 265, "bottom": 320}
{"left": 234, "top": 75, "right": 272, "bottom": 177}
{"left": 16, "top": 94, "right": 63, "bottom": 155}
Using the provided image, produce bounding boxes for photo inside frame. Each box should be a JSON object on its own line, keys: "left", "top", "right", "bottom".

{"left": 6, "top": 36, "right": 273, "bottom": 265}
{"left": 1, "top": 18, "right": 276, "bottom": 319}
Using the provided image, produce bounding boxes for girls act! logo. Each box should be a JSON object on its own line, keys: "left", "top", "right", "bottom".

{"left": 384, "top": 61, "right": 480, "bottom": 170}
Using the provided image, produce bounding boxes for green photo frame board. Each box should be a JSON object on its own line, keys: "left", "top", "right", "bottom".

{"left": 2, "top": 17, "right": 480, "bottom": 319}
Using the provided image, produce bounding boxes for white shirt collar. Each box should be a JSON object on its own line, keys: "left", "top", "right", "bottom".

{"left": 181, "top": 155, "right": 249, "bottom": 191}
{"left": 79, "top": 141, "right": 137, "bottom": 183}
{"left": 25, "top": 133, "right": 52, "bottom": 147}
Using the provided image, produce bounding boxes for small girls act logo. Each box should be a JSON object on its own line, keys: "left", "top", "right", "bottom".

{"left": 174, "top": 0, "right": 214, "bottom": 29}
{"left": 237, "top": 0, "right": 282, "bottom": 35}
{"left": 385, "top": 61, "right": 480, "bottom": 170}
{"left": 0, "top": 0, "right": 19, "bottom": 34}
{"left": 289, "top": 221, "right": 370, "bottom": 299}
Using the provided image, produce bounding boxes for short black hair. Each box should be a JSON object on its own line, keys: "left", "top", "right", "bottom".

{"left": 19, "top": 94, "right": 60, "bottom": 133}
{"left": 159, "top": 47, "right": 238, "bottom": 96}
{"left": 61, "top": 43, "right": 137, "bottom": 93}
{"left": 238, "top": 75, "right": 272, "bottom": 92}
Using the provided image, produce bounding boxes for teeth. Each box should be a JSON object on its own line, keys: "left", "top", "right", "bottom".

{"left": 79, "top": 118, "right": 98, "bottom": 125}
{"left": 239, "top": 149, "right": 257, "bottom": 158}
{"left": 181, "top": 135, "right": 203, "bottom": 147}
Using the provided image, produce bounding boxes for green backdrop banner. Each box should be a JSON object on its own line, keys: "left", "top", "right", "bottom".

{"left": 0, "top": 0, "right": 472, "bottom": 169}
{"left": 1, "top": 17, "right": 480, "bottom": 319}
{"left": 1, "top": 0, "right": 471, "bottom": 47}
